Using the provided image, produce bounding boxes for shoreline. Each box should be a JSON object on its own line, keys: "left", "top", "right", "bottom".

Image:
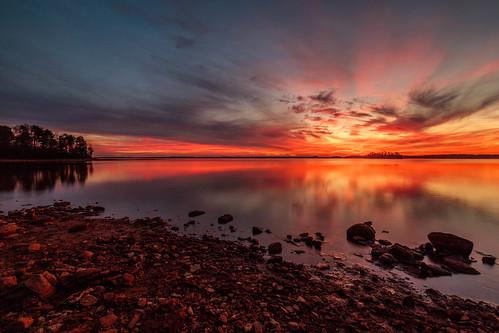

{"left": 0, "top": 204, "right": 498, "bottom": 332}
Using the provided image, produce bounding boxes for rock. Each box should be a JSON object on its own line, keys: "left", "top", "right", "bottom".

{"left": 388, "top": 243, "right": 422, "bottom": 264}
{"left": 370, "top": 245, "right": 386, "bottom": 258}
{"left": 80, "top": 294, "right": 98, "bottom": 307}
{"left": 123, "top": 273, "right": 135, "bottom": 286}
{"left": 18, "top": 315, "right": 34, "bottom": 329}
{"left": 82, "top": 250, "right": 94, "bottom": 259}
{"left": 253, "top": 321, "right": 263, "bottom": 333}
{"left": 378, "top": 253, "right": 397, "bottom": 266}
{"left": 0, "top": 223, "right": 17, "bottom": 237}
{"left": 428, "top": 232, "right": 473, "bottom": 257}
{"left": 99, "top": 313, "right": 118, "bottom": 328}
{"left": 267, "top": 256, "right": 283, "bottom": 264}
{"left": 25, "top": 274, "right": 56, "bottom": 298}
{"left": 346, "top": 222, "right": 375, "bottom": 244}
{"left": 252, "top": 226, "right": 263, "bottom": 235}
{"left": 268, "top": 242, "right": 282, "bottom": 255}
{"left": 442, "top": 257, "right": 480, "bottom": 275}
{"left": 482, "top": 255, "right": 496, "bottom": 265}
{"left": 188, "top": 210, "right": 205, "bottom": 217}
{"left": 42, "top": 271, "right": 57, "bottom": 285}
{"left": 402, "top": 295, "right": 415, "bottom": 308}
{"left": 378, "top": 239, "right": 392, "bottom": 246}
{"left": 218, "top": 214, "right": 233, "bottom": 224}
{"left": 311, "top": 240, "right": 322, "bottom": 250}
{"left": 419, "top": 262, "right": 452, "bottom": 277}
{"left": 1, "top": 275, "right": 18, "bottom": 287}
{"left": 68, "top": 223, "right": 87, "bottom": 233}
{"left": 53, "top": 201, "right": 71, "bottom": 207}
{"left": 418, "top": 242, "right": 434, "bottom": 255}
{"left": 28, "top": 242, "right": 41, "bottom": 251}
{"left": 315, "top": 262, "right": 330, "bottom": 270}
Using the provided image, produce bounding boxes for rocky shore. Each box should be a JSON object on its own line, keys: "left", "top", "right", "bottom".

{"left": 1, "top": 204, "right": 498, "bottom": 332}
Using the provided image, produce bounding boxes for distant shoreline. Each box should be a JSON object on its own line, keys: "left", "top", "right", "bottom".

{"left": 1, "top": 154, "right": 499, "bottom": 162}
{"left": 0, "top": 159, "right": 92, "bottom": 163}
{"left": 92, "top": 154, "right": 499, "bottom": 160}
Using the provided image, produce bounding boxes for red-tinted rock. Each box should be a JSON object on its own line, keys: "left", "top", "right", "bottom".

{"left": 218, "top": 214, "right": 233, "bottom": 224}
{"left": 442, "top": 257, "right": 480, "bottom": 275}
{"left": 428, "top": 232, "right": 473, "bottom": 257}
{"left": 188, "top": 210, "right": 205, "bottom": 217}
{"left": 268, "top": 242, "right": 282, "bottom": 255}
{"left": 346, "top": 222, "right": 375, "bottom": 244}
{"left": 25, "top": 274, "right": 56, "bottom": 298}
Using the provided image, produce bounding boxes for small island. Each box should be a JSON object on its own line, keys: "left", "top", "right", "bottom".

{"left": 0, "top": 124, "right": 93, "bottom": 160}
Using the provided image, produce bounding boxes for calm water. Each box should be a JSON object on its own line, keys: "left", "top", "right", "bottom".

{"left": 1, "top": 159, "right": 498, "bottom": 303}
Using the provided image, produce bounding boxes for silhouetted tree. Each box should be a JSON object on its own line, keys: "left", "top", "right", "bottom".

{"left": 0, "top": 124, "right": 93, "bottom": 159}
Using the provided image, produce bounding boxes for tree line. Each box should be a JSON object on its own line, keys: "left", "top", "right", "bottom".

{"left": 0, "top": 124, "right": 93, "bottom": 159}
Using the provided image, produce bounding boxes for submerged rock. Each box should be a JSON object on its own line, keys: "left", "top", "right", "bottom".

{"left": 218, "top": 214, "right": 234, "bottom": 224}
{"left": 268, "top": 242, "right": 282, "bottom": 255}
{"left": 252, "top": 226, "right": 263, "bottom": 235}
{"left": 481, "top": 255, "right": 496, "bottom": 266}
{"left": 388, "top": 243, "right": 423, "bottom": 264}
{"left": 188, "top": 210, "right": 205, "bottom": 217}
{"left": 428, "top": 232, "right": 473, "bottom": 258}
{"left": 441, "top": 256, "right": 480, "bottom": 275}
{"left": 346, "top": 222, "right": 376, "bottom": 244}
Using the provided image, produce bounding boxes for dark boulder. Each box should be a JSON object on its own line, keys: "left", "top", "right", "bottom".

{"left": 378, "top": 239, "right": 392, "bottom": 246}
{"left": 188, "top": 210, "right": 205, "bottom": 217}
{"left": 370, "top": 245, "right": 386, "bottom": 258}
{"left": 346, "top": 222, "right": 376, "bottom": 244}
{"left": 268, "top": 242, "right": 282, "bottom": 255}
{"left": 419, "top": 262, "right": 452, "bottom": 277}
{"left": 252, "top": 227, "right": 263, "bottom": 235}
{"left": 378, "top": 253, "right": 397, "bottom": 266}
{"left": 418, "top": 242, "right": 434, "bottom": 256}
{"left": 218, "top": 214, "right": 234, "bottom": 224}
{"left": 441, "top": 256, "right": 480, "bottom": 275}
{"left": 427, "top": 232, "right": 473, "bottom": 258}
{"left": 388, "top": 243, "right": 423, "bottom": 264}
{"left": 482, "top": 255, "right": 496, "bottom": 266}
{"left": 267, "top": 256, "right": 283, "bottom": 264}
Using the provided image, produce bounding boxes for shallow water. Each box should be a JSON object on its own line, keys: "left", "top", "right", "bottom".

{"left": 1, "top": 158, "right": 498, "bottom": 303}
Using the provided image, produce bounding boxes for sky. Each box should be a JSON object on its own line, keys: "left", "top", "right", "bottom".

{"left": 1, "top": 0, "right": 499, "bottom": 156}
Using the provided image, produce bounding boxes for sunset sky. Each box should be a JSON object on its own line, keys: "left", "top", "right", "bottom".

{"left": 1, "top": 0, "right": 499, "bottom": 156}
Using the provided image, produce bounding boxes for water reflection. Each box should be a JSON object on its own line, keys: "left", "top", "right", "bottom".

{"left": 0, "top": 159, "right": 498, "bottom": 302}
{"left": 0, "top": 162, "right": 92, "bottom": 192}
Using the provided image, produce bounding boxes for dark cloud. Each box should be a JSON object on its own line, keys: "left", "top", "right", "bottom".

{"left": 409, "top": 87, "right": 459, "bottom": 109}
{"left": 371, "top": 105, "right": 398, "bottom": 117}
{"left": 309, "top": 90, "right": 336, "bottom": 104}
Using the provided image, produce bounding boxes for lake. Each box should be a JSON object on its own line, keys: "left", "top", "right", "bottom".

{"left": 1, "top": 158, "right": 498, "bottom": 303}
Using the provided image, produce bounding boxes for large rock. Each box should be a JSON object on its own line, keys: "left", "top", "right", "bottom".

{"left": 427, "top": 232, "right": 473, "bottom": 257}
{"left": 218, "top": 214, "right": 234, "bottom": 224}
{"left": 268, "top": 242, "right": 282, "bottom": 255}
{"left": 0, "top": 223, "right": 17, "bottom": 237}
{"left": 25, "top": 274, "right": 56, "bottom": 298}
{"left": 441, "top": 257, "right": 480, "bottom": 275}
{"left": 346, "top": 222, "right": 375, "bottom": 244}
{"left": 388, "top": 243, "right": 423, "bottom": 264}
{"left": 188, "top": 210, "right": 205, "bottom": 218}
